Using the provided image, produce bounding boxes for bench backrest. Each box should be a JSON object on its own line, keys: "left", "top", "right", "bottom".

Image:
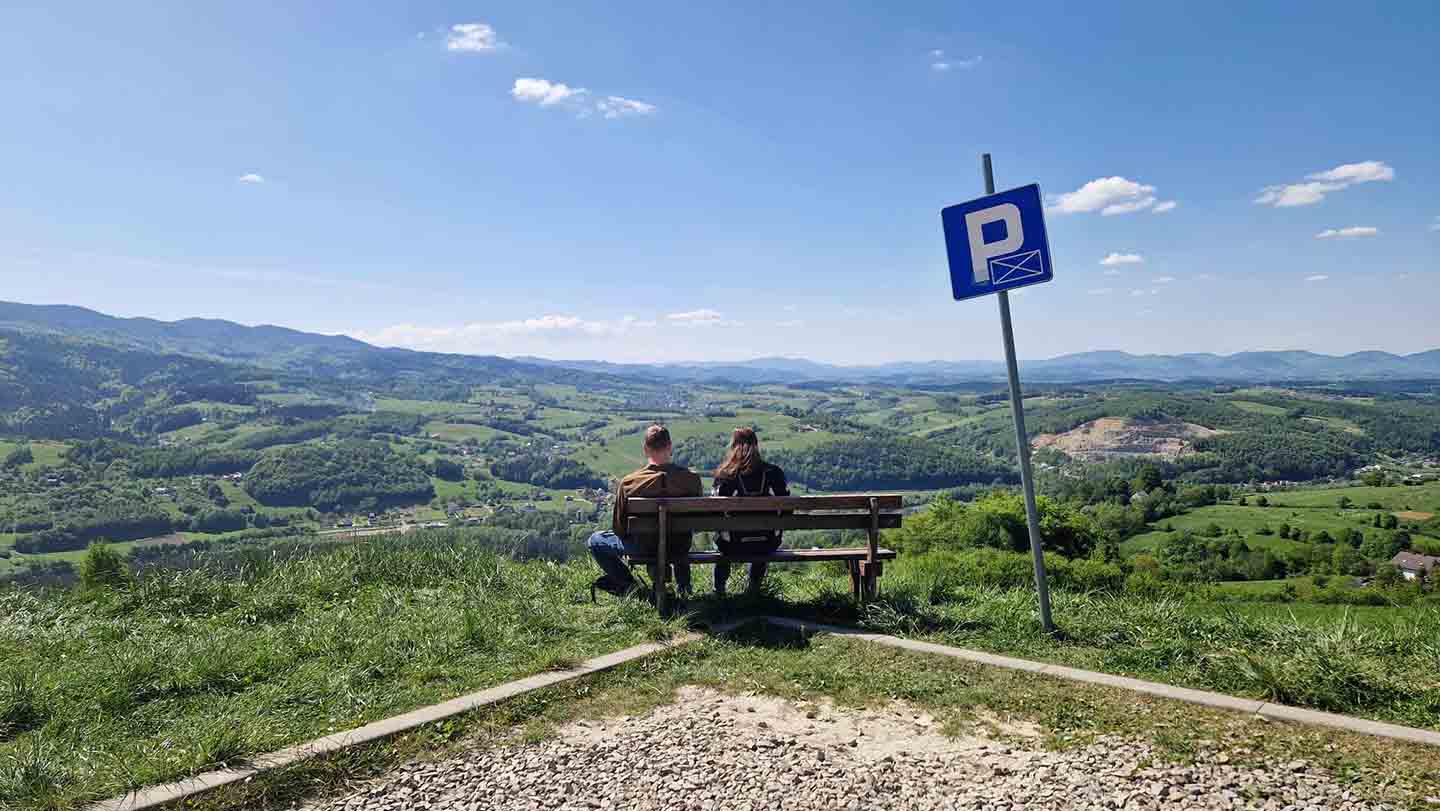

{"left": 623, "top": 494, "right": 903, "bottom": 563}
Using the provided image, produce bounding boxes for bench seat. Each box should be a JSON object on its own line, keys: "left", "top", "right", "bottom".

{"left": 625, "top": 547, "right": 898, "bottom": 565}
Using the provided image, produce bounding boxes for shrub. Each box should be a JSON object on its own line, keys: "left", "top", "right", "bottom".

{"left": 79, "top": 542, "right": 131, "bottom": 591}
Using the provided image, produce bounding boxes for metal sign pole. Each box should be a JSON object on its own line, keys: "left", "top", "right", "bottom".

{"left": 982, "top": 152, "right": 1055, "bottom": 635}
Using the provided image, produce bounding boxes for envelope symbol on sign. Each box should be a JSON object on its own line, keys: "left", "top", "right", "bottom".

{"left": 988, "top": 249, "right": 1045, "bottom": 284}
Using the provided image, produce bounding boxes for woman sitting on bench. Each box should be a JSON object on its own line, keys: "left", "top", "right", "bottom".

{"left": 712, "top": 427, "right": 789, "bottom": 596}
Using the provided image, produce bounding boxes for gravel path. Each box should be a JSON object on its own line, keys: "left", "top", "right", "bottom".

{"left": 299, "top": 687, "right": 1388, "bottom": 810}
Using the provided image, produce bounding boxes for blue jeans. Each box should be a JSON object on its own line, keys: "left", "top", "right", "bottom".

{"left": 714, "top": 535, "right": 782, "bottom": 593}
{"left": 587, "top": 531, "right": 692, "bottom": 596}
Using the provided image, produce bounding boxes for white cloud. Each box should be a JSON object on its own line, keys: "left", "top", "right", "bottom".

{"left": 237, "top": 173, "right": 264, "bottom": 184}
{"left": 777, "top": 319, "right": 805, "bottom": 328}
{"left": 1305, "top": 274, "right": 1330, "bottom": 282}
{"left": 1195, "top": 273, "right": 1216, "bottom": 281}
{"left": 1315, "top": 226, "right": 1379, "bottom": 239}
{"left": 1099, "top": 252, "right": 1144, "bottom": 266}
{"left": 930, "top": 49, "right": 945, "bottom": 58}
{"left": 447, "top": 23, "right": 502, "bottom": 52}
{"left": 1308, "top": 160, "right": 1395, "bottom": 185}
{"left": 932, "top": 55, "right": 980, "bottom": 71}
{"left": 512, "top": 78, "right": 586, "bottom": 107}
{"left": 1151, "top": 200, "right": 1177, "bottom": 213}
{"left": 512, "top": 80, "right": 656, "bottom": 120}
{"left": 1429, "top": 216, "right": 1440, "bottom": 232}
{"left": 354, "top": 314, "right": 652, "bottom": 351}
{"left": 1049, "top": 177, "right": 1171, "bottom": 216}
{"left": 595, "top": 95, "right": 657, "bottom": 119}
{"left": 1153, "top": 276, "right": 1176, "bottom": 283}
{"left": 1255, "top": 160, "right": 1395, "bottom": 207}
{"left": 666, "top": 309, "right": 741, "bottom": 327}
{"left": 1087, "top": 287, "right": 1113, "bottom": 296}
{"left": 1130, "top": 289, "right": 1147, "bottom": 297}
{"left": 1102, "top": 269, "right": 1121, "bottom": 276}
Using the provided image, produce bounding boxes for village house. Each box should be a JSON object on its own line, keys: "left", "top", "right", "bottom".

{"left": 1390, "top": 551, "right": 1439, "bottom": 583}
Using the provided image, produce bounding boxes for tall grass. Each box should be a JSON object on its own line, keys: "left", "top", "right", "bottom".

{"left": 0, "top": 531, "right": 676, "bottom": 810}
{"left": 769, "top": 552, "right": 1440, "bottom": 727}
{"left": 4, "top": 535, "right": 1439, "bottom": 809}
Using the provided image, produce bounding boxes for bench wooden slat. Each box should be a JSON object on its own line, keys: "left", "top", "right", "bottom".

{"left": 624, "top": 495, "right": 903, "bottom": 514}
{"left": 627, "top": 513, "right": 902, "bottom": 533}
{"left": 627, "top": 547, "right": 898, "bottom": 564}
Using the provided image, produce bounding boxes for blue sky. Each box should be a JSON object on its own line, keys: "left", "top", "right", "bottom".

{"left": 1, "top": 2, "right": 1436, "bottom": 363}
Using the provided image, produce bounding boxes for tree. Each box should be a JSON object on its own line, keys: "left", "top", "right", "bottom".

{"left": 1381, "top": 513, "right": 1399, "bottom": 530}
{"left": 1132, "top": 465, "right": 1164, "bottom": 494}
{"left": 1255, "top": 495, "right": 1269, "bottom": 507}
{"left": 1331, "top": 544, "right": 1362, "bottom": 576}
{"left": 79, "top": 542, "right": 130, "bottom": 591}
{"left": 1337, "top": 495, "right": 1353, "bottom": 510}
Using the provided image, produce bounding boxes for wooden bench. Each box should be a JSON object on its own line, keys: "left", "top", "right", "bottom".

{"left": 622, "top": 494, "right": 903, "bottom": 612}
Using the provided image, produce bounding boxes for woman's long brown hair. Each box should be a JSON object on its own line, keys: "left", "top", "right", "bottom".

{"left": 715, "top": 427, "right": 763, "bottom": 479}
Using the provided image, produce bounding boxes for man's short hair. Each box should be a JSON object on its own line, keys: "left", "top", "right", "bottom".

{"left": 643, "top": 424, "right": 672, "bottom": 452}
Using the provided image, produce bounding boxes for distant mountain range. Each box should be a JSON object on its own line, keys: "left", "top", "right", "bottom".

{"left": 516, "top": 349, "right": 1440, "bottom": 384}
{"left": 3, "top": 300, "right": 1438, "bottom": 385}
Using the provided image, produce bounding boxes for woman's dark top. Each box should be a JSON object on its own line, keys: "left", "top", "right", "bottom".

{"left": 713, "top": 462, "right": 789, "bottom": 544}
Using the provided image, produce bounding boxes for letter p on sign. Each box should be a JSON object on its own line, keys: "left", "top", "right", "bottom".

{"left": 941, "top": 183, "right": 1053, "bottom": 301}
{"left": 965, "top": 204, "right": 1023, "bottom": 284}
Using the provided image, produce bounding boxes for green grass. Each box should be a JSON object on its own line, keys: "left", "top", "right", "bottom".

{"left": 1120, "top": 503, "right": 1380, "bottom": 555}
{"left": 1263, "top": 482, "right": 1440, "bottom": 512}
{"left": 1230, "top": 400, "right": 1289, "bottom": 416}
{"left": 0, "top": 534, "right": 677, "bottom": 809}
{"left": 5, "top": 538, "right": 1440, "bottom": 810}
{"left": 0, "top": 441, "right": 68, "bottom": 473}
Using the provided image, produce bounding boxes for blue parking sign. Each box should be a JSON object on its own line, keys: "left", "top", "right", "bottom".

{"left": 941, "top": 184, "right": 1054, "bottom": 301}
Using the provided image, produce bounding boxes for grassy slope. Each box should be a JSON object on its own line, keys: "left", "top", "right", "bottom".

{"left": 1121, "top": 482, "right": 1440, "bottom": 556}
{"left": 5, "top": 540, "right": 1440, "bottom": 809}
{"left": 0, "top": 535, "right": 677, "bottom": 809}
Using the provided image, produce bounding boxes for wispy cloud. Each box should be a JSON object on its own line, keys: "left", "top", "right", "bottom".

{"left": 1152, "top": 276, "right": 1175, "bottom": 283}
{"left": 596, "top": 95, "right": 657, "bottom": 119}
{"left": 1099, "top": 252, "right": 1144, "bottom": 266}
{"left": 929, "top": 50, "right": 981, "bottom": 72}
{"left": 237, "top": 173, "right": 264, "bottom": 184}
{"left": 1255, "top": 160, "right": 1394, "bottom": 207}
{"left": 1429, "top": 215, "right": 1440, "bottom": 232}
{"left": 1305, "top": 274, "right": 1330, "bottom": 282}
{"left": 1102, "top": 269, "right": 1121, "bottom": 276}
{"left": 1049, "top": 177, "right": 1176, "bottom": 216}
{"left": 777, "top": 319, "right": 805, "bottom": 328}
{"left": 512, "top": 78, "right": 657, "bottom": 120}
{"left": 1087, "top": 287, "right": 1114, "bottom": 296}
{"left": 446, "top": 23, "right": 503, "bottom": 52}
{"left": 1151, "top": 200, "right": 1177, "bottom": 214}
{"left": 666, "top": 309, "right": 741, "bottom": 327}
{"left": 1315, "top": 226, "right": 1379, "bottom": 239}
{"left": 355, "top": 314, "right": 655, "bottom": 350}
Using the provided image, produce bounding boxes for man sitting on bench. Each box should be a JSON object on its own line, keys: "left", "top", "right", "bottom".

{"left": 586, "top": 424, "right": 703, "bottom": 601}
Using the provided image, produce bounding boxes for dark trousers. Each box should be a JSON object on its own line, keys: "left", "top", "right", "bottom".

{"left": 714, "top": 534, "right": 782, "bottom": 593}
{"left": 587, "top": 531, "right": 692, "bottom": 596}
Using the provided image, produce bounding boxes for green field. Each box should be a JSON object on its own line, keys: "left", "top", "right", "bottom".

{"left": 0, "top": 439, "right": 67, "bottom": 471}
{"left": 1262, "top": 481, "right": 1440, "bottom": 511}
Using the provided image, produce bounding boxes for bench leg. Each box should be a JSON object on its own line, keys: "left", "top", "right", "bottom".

{"left": 859, "top": 560, "right": 882, "bottom": 601}
{"left": 846, "top": 560, "right": 862, "bottom": 600}
{"left": 656, "top": 507, "right": 669, "bottom": 614}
